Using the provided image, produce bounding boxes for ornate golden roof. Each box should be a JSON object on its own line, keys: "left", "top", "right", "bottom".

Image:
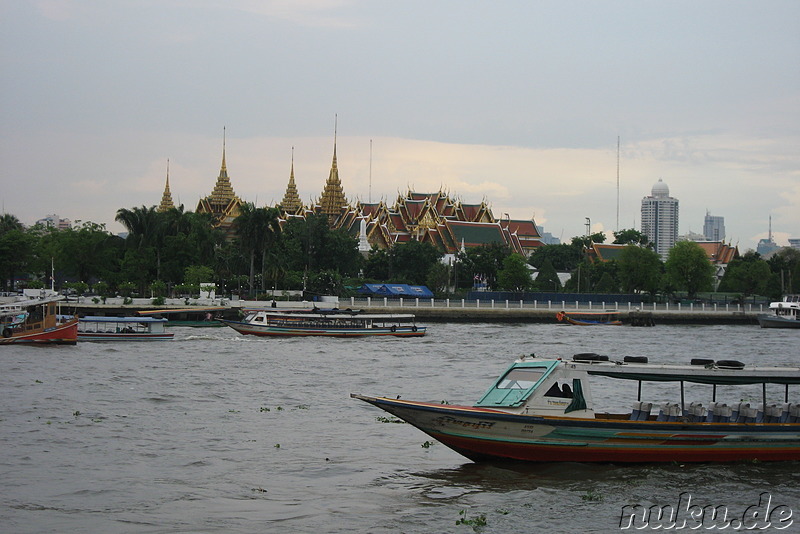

{"left": 318, "top": 140, "right": 348, "bottom": 222}
{"left": 157, "top": 160, "right": 175, "bottom": 212}
{"left": 280, "top": 149, "right": 303, "bottom": 214}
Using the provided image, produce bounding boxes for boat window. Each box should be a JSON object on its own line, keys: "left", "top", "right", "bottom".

{"left": 497, "top": 368, "right": 546, "bottom": 389}
{"left": 543, "top": 382, "right": 574, "bottom": 398}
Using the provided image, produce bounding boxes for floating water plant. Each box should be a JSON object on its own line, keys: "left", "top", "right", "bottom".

{"left": 456, "top": 510, "right": 487, "bottom": 529}
{"left": 375, "top": 416, "right": 405, "bottom": 424}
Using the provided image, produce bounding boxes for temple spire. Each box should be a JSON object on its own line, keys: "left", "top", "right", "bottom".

{"left": 280, "top": 147, "right": 303, "bottom": 213}
{"left": 318, "top": 115, "right": 347, "bottom": 223}
{"left": 158, "top": 159, "right": 175, "bottom": 212}
{"left": 210, "top": 127, "right": 235, "bottom": 206}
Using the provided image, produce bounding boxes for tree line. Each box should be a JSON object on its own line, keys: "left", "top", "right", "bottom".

{"left": 1, "top": 210, "right": 797, "bottom": 302}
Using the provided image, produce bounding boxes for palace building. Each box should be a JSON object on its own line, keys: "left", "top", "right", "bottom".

{"left": 160, "top": 128, "right": 544, "bottom": 255}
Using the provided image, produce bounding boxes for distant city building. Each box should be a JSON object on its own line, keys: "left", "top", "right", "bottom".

{"left": 36, "top": 214, "right": 71, "bottom": 230}
{"left": 640, "top": 179, "right": 679, "bottom": 261}
{"left": 679, "top": 231, "right": 706, "bottom": 242}
{"left": 536, "top": 226, "right": 561, "bottom": 245}
{"left": 789, "top": 238, "right": 800, "bottom": 250}
{"left": 703, "top": 211, "right": 725, "bottom": 241}
{"left": 757, "top": 238, "right": 781, "bottom": 257}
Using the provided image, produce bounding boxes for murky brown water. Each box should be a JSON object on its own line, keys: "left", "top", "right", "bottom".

{"left": 1, "top": 323, "right": 798, "bottom": 532}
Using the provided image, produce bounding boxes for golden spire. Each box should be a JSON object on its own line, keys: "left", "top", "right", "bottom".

{"left": 318, "top": 115, "right": 347, "bottom": 222}
{"left": 158, "top": 159, "right": 175, "bottom": 212}
{"left": 210, "top": 127, "right": 236, "bottom": 207}
{"left": 280, "top": 147, "right": 303, "bottom": 213}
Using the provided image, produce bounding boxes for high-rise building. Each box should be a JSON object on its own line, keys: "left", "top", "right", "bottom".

{"left": 703, "top": 211, "right": 725, "bottom": 241}
{"left": 641, "top": 179, "right": 679, "bottom": 260}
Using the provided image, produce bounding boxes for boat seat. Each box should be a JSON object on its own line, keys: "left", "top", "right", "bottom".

{"left": 789, "top": 404, "right": 800, "bottom": 423}
{"left": 657, "top": 403, "right": 681, "bottom": 422}
{"left": 630, "top": 401, "right": 642, "bottom": 421}
{"left": 637, "top": 402, "right": 652, "bottom": 421}
{"left": 705, "top": 402, "right": 719, "bottom": 422}
{"left": 731, "top": 402, "right": 749, "bottom": 423}
{"left": 739, "top": 405, "right": 758, "bottom": 423}
{"left": 689, "top": 403, "right": 706, "bottom": 422}
{"left": 755, "top": 404, "right": 765, "bottom": 424}
{"left": 714, "top": 404, "right": 732, "bottom": 423}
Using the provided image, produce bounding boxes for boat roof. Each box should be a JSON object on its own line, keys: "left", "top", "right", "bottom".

{"left": 519, "top": 357, "right": 800, "bottom": 385}
{"left": 249, "top": 310, "right": 418, "bottom": 320}
{"left": 137, "top": 307, "right": 226, "bottom": 315}
{"left": 81, "top": 316, "right": 168, "bottom": 323}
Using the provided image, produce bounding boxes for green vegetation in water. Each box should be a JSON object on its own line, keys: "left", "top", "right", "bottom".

{"left": 260, "top": 407, "right": 270, "bottom": 412}
{"left": 73, "top": 410, "right": 81, "bottom": 417}
{"left": 581, "top": 490, "right": 603, "bottom": 502}
{"left": 274, "top": 444, "right": 281, "bottom": 449}
{"left": 456, "top": 510, "right": 487, "bottom": 530}
{"left": 35, "top": 380, "right": 42, "bottom": 384}
{"left": 276, "top": 406, "right": 283, "bottom": 411}
{"left": 375, "top": 416, "right": 406, "bottom": 424}
{"left": 421, "top": 441, "right": 434, "bottom": 448}
{"left": 295, "top": 404, "right": 309, "bottom": 410}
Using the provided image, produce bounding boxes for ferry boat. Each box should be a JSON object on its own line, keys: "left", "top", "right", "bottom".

{"left": 77, "top": 316, "right": 174, "bottom": 341}
{"left": 0, "top": 295, "right": 78, "bottom": 345}
{"left": 757, "top": 295, "right": 800, "bottom": 329}
{"left": 352, "top": 354, "right": 800, "bottom": 463}
{"left": 556, "top": 310, "right": 622, "bottom": 325}
{"left": 220, "top": 309, "right": 426, "bottom": 337}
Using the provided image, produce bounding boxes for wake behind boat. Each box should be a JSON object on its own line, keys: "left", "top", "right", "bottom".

{"left": 220, "top": 309, "right": 426, "bottom": 337}
{"left": 353, "top": 354, "right": 800, "bottom": 463}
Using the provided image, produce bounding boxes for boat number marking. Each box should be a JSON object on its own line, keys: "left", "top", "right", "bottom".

{"left": 435, "top": 416, "right": 495, "bottom": 430}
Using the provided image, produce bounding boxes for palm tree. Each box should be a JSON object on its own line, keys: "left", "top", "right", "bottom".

{"left": 0, "top": 213, "right": 24, "bottom": 235}
{"left": 115, "top": 205, "right": 166, "bottom": 281}
{"left": 233, "top": 203, "right": 281, "bottom": 297}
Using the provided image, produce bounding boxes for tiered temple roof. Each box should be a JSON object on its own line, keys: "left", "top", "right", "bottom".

{"left": 157, "top": 160, "right": 175, "bottom": 212}
{"left": 196, "top": 133, "right": 242, "bottom": 233}
{"left": 279, "top": 150, "right": 303, "bottom": 215}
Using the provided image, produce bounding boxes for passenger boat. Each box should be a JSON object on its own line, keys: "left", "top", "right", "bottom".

{"left": 0, "top": 295, "right": 78, "bottom": 345}
{"left": 77, "top": 316, "right": 174, "bottom": 341}
{"left": 352, "top": 354, "right": 800, "bottom": 463}
{"left": 757, "top": 295, "right": 800, "bottom": 329}
{"left": 219, "top": 309, "right": 426, "bottom": 337}
{"left": 556, "top": 310, "right": 622, "bottom": 325}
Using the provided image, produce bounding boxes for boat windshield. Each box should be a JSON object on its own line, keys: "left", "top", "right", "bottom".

{"left": 497, "top": 368, "right": 547, "bottom": 390}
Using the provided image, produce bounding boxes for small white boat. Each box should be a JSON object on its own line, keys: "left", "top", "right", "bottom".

{"left": 757, "top": 295, "right": 800, "bottom": 329}
{"left": 220, "top": 309, "right": 426, "bottom": 337}
{"left": 78, "top": 316, "right": 174, "bottom": 341}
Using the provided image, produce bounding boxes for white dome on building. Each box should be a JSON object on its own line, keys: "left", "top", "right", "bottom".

{"left": 651, "top": 178, "right": 670, "bottom": 198}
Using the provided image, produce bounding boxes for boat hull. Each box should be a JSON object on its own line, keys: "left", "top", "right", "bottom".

{"left": 757, "top": 315, "right": 800, "bottom": 329}
{"left": 220, "top": 320, "right": 426, "bottom": 337}
{"left": 353, "top": 395, "right": 800, "bottom": 463}
{"left": 0, "top": 319, "right": 79, "bottom": 345}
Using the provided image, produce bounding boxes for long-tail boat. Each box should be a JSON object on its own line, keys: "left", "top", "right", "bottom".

{"left": 353, "top": 354, "right": 800, "bottom": 463}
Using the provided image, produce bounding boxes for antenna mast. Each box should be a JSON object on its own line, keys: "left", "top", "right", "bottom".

{"left": 616, "top": 136, "right": 620, "bottom": 232}
{"left": 369, "top": 139, "right": 373, "bottom": 204}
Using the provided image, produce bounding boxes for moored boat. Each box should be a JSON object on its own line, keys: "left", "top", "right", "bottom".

{"left": 220, "top": 309, "right": 426, "bottom": 337}
{"left": 556, "top": 310, "right": 622, "bottom": 325}
{"left": 136, "top": 307, "right": 226, "bottom": 327}
{"left": 77, "top": 316, "right": 174, "bottom": 341}
{"left": 352, "top": 354, "right": 800, "bottom": 463}
{"left": 0, "top": 294, "right": 78, "bottom": 345}
{"left": 757, "top": 295, "right": 800, "bottom": 329}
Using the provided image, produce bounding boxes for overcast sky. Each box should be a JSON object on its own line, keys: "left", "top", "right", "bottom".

{"left": 1, "top": 0, "right": 798, "bottom": 251}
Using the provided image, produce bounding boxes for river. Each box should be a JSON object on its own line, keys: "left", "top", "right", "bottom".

{"left": 1, "top": 323, "right": 798, "bottom": 533}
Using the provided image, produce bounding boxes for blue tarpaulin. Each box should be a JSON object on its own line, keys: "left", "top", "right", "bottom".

{"left": 358, "top": 283, "right": 434, "bottom": 299}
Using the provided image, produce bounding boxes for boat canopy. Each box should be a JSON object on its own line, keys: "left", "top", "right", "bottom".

{"left": 573, "top": 362, "right": 800, "bottom": 386}
{"left": 81, "top": 316, "right": 167, "bottom": 323}
{"left": 475, "top": 360, "right": 560, "bottom": 408}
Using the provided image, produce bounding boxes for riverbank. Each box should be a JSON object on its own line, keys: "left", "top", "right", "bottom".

{"left": 63, "top": 301, "right": 761, "bottom": 325}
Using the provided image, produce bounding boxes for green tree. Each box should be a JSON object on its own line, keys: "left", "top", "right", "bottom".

{"left": 458, "top": 243, "right": 510, "bottom": 290}
{"left": 717, "top": 251, "right": 769, "bottom": 297}
{"left": 426, "top": 261, "right": 451, "bottom": 295}
{"left": 665, "top": 241, "right": 715, "bottom": 299}
{"left": 528, "top": 244, "right": 583, "bottom": 272}
{"left": 233, "top": 203, "right": 282, "bottom": 296}
{"left": 571, "top": 232, "right": 607, "bottom": 249}
{"left": 184, "top": 265, "right": 215, "bottom": 287}
{"left": 534, "top": 258, "right": 562, "bottom": 291}
{"left": 116, "top": 205, "right": 166, "bottom": 284}
{"left": 617, "top": 245, "right": 663, "bottom": 294}
{"left": 0, "top": 228, "right": 35, "bottom": 290}
{"left": 767, "top": 247, "right": 800, "bottom": 295}
{"left": 613, "top": 228, "right": 651, "bottom": 247}
{"left": 497, "top": 253, "right": 532, "bottom": 292}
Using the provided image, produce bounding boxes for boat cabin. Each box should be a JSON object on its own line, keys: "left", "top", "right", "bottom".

{"left": 474, "top": 354, "right": 800, "bottom": 424}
